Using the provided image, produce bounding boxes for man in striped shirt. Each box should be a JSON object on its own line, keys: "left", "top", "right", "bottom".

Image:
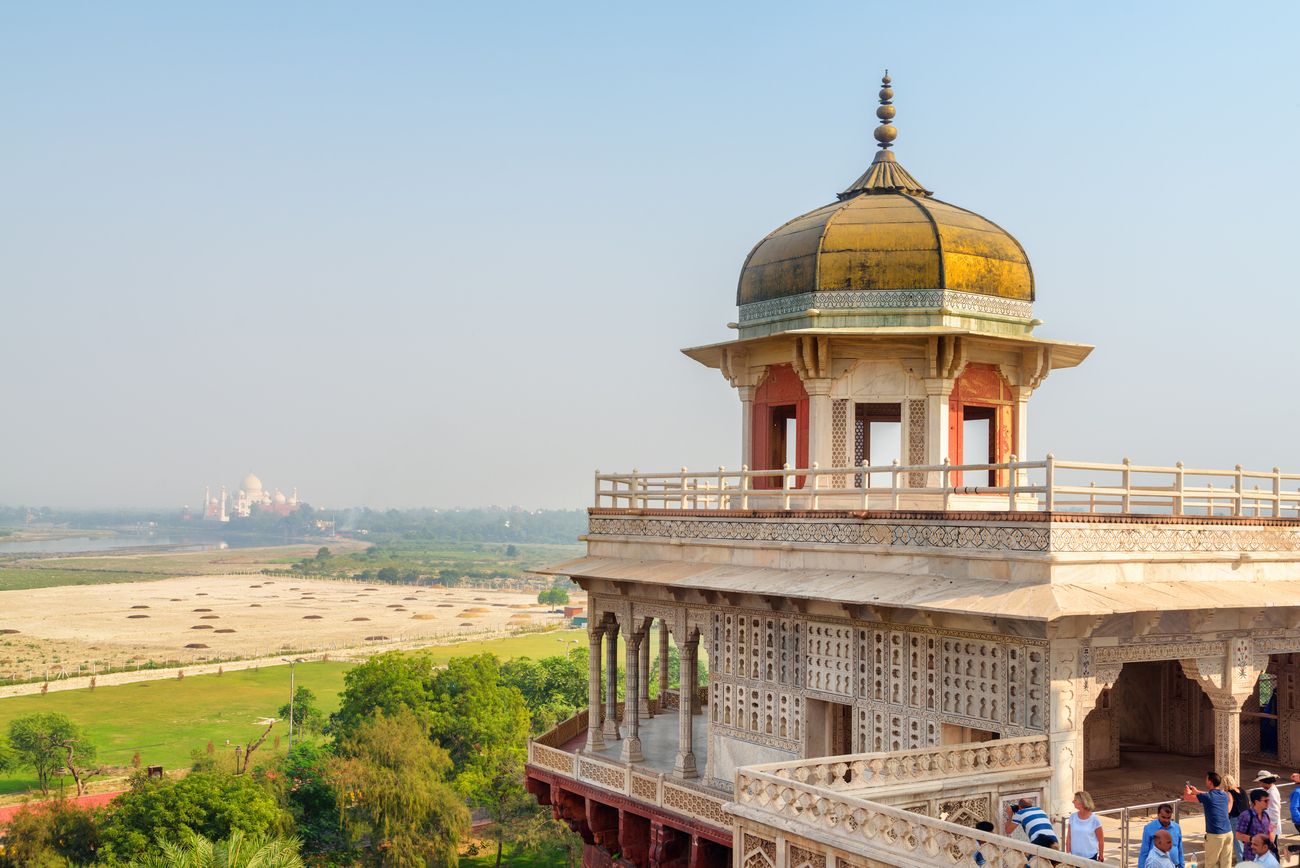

{"left": 1004, "top": 798, "right": 1061, "bottom": 850}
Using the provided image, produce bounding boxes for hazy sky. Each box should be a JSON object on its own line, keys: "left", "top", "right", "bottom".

{"left": 3, "top": 2, "right": 1298, "bottom": 510}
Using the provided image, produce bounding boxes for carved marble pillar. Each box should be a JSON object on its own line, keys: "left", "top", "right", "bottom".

{"left": 675, "top": 635, "right": 699, "bottom": 778}
{"left": 639, "top": 626, "right": 651, "bottom": 717}
{"left": 603, "top": 622, "right": 621, "bottom": 741}
{"left": 1211, "top": 694, "right": 1245, "bottom": 784}
{"left": 622, "top": 629, "right": 644, "bottom": 762}
{"left": 1184, "top": 639, "right": 1266, "bottom": 786}
{"left": 1047, "top": 639, "right": 1107, "bottom": 819}
{"left": 805, "top": 378, "right": 834, "bottom": 471}
{"left": 658, "top": 620, "right": 670, "bottom": 698}
{"left": 921, "top": 380, "right": 953, "bottom": 486}
{"left": 738, "top": 384, "right": 756, "bottom": 472}
{"left": 586, "top": 624, "right": 606, "bottom": 752}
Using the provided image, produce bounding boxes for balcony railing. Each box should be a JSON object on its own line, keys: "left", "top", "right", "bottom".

{"left": 526, "top": 712, "right": 730, "bottom": 830}
{"left": 733, "top": 761, "right": 1096, "bottom": 868}
{"left": 595, "top": 457, "right": 1300, "bottom": 517}
{"left": 743, "top": 735, "right": 1048, "bottom": 794}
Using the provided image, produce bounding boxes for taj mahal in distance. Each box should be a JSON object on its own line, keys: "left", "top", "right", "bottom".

{"left": 197, "top": 471, "right": 302, "bottom": 522}
{"left": 521, "top": 73, "right": 1300, "bottom": 868}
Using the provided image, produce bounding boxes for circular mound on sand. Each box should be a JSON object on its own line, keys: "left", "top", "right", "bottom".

{"left": 130, "top": 605, "right": 150, "bottom": 610}
{"left": 459, "top": 622, "right": 475, "bottom": 627}
{"left": 199, "top": 615, "right": 220, "bottom": 620}
{"left": 214, "top": 629, "right": 236, "bottom": 634}
{"left": 437, "top": 603, "right": 454, "bottom": 608}
{"left": 127, "top": 615, "right": 150, "bottom": 620}
{"left": 302, "top": 615, "right": 323, "bottom": 620}
{"left": 364, "top": 635, "right": 389, "bottom": 641}
{"left": 184, "top": 643, "right": 209, "bottom": 649}
{"left": 193, "top": 608, "right": 212, "bottom": 613}
{"left": 351, "top": 617, "right": 370, "bottom": 622}
{"left": 0, "top": 629, "right": 18, "bottom": 635}
{"left": 190, "top": 625, "right": 214, "bottom": 630}
{"left": 249, "top": 603, "right": 262, "bottom": 608}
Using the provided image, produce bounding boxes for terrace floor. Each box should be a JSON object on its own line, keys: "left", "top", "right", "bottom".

{"left": 561, "top": 707, "right": 710, "bottom": 779}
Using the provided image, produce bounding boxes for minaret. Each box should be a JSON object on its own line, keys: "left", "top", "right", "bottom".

{"left": 204, "top": 485, "right": 211, "bottom": 519}
{"left": 219, "top": 485, "right": 229, "bottom": 522}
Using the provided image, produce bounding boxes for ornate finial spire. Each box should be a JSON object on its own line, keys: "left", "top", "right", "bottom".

{"left": 874, "top": 71, "right": 896, "bottom": 151}
{"left": 839, "top": 71, "right": 931, "bottom": 200}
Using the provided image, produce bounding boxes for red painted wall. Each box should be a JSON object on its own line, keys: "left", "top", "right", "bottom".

{"left": 751, "top": 364, "right": 808, "bottom": 489}
{"left": 947, "top": 363, "right": 1015, "bottom": 485}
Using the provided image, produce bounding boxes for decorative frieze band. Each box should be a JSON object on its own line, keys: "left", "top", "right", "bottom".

{"left": 588, "top": 515, "right": 1049, "bottom": 553}
{"left": 1093, "top": 642, "right": 1225, "bottom": 665}
{"left": 589, "top": 514, "right": 1300, "bottom": 555}
{"left": 737, "top": 289, "right": 1034, "bottom": 323}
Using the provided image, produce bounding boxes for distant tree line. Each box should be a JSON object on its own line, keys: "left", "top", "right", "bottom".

{"left": 0, "top": 650, "right": 595, "bottom": 867}
{"left": 0, "top": 504, "right": 587, "bottom": 547}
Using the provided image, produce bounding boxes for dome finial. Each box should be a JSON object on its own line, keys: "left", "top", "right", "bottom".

{"left": 875, "top": 70, "right": 896, "bottom": 151}
{"left": 838, "top": 72, "right": 931, "bottom": 200}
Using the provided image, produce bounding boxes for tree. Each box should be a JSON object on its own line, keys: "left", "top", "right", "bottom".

{"left": 315, "top": 547, "right": 331, "bottom": 561}
{"left": 98, "top": 770, "right": 287, "bottom": 863}
{"left": 455, "top": 747, "right": 533, "bottom": 868}
{"left": 329, "top": 710, "right": 467, "bottom": 867}
{"left": 129, "top": 829, "right": 304, "bottom": 868}
{"left": 278, "top": 686, "right": 325, "bottom": 734}
{"left": 279, "top": 743, "right": 347, "bottom": 857}
{"left": 504, "top": 544, "right": 518, "bottom": 557}
{"left": 376, "top": 566, "right": 399, "bottom": 583}
{"left": 537, "top": 587, "right": 570, "bottom": 611}
{"left": 330, "top": 652, "right": 438, "bottom": 735}
{"left": 500, "top": 650, "right": 587, "bottom": 733}
{"left": 0, "top": 799, "right": 101, "bottom": 868}
{"left": 424, "top": 655, "right": 530, "bottom": 774}
{"left": 8, "top": 712, "right": 98, "bottom": 796}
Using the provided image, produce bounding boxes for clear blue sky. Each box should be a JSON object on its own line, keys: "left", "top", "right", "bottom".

{"left": 3, "top": 2, "right": 1298, "bottom": 509}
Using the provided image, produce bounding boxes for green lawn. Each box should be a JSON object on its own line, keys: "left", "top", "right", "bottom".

{"left": 0, "top": 629, "right": 586, "bottom": 797}
{"left": 0, "top": 567, "right": 173, "bottom": 592}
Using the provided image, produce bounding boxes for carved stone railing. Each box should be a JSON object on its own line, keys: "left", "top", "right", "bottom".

{"left": 745, "top": 735, "right": 1048, "bottom": 793}
{"left": 732, "top": 765, "right": 1097, "bottom": 868}
{"left": 596, "top": 457, "right": 1300, "bottom": 517}
{"left": 526, "top": 716, "right": 729, "bottom": 830}
{"left": 527, "top": 743, "right": 729, "bottom": 829}
{"left": 533, "top": 709, "right": 589, "bottom": 748}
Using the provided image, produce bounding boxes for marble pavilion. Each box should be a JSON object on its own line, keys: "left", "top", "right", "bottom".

{"left": 523, "top": 74, "right": 1300, "bottom": 868}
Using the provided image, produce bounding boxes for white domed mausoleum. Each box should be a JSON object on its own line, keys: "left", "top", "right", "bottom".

{"left": 200, "top": 472, "right": 300, "bottom": 521}
{"left": 523, "top": 75, "right": 1300, "bottom": 868}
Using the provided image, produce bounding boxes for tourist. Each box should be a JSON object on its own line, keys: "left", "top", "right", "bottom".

{"left": 1255, "top": 770, "right": 1283, "bottom": 842}
{"left": 1224, "top": 774, "right": 1249, "bottom": 861}
{"left": 1183, "top": 771, "right": 1233, "bottom": 868}
{"left": 1064, "top": 790, "right": 1104, "bottom": 861}
{"left": 1004, "top": 798, "right": 1059, "bottom": 850}
{"left": 1144, "top": 829, "right": 1179, "bottom": 868}
{"left": 1236, "top": 788, "right": 1273, "bottom": 861}
{"left": 1250, "top": 833, "right": 1281, "bottom": 868}
{"left": 1138, "top": 804, "right": 1183, "bottom": 868}
{"left": 973, "top": 820, "right": 995, "bottom": 866}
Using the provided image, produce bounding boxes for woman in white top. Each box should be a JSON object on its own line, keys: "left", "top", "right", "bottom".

{"left": 1064, "top": 790, "right": 1104, "bottom": 861}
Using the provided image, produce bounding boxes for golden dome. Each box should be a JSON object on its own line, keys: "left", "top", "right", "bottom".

{"left": 737, "top": 74, "right": 1033, "bottom": 315}
{"left": 738, "top": 192, "right": 1034, "bottom": 305}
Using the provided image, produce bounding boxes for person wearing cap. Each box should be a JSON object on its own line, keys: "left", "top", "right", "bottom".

{"left": 1255, "top": 770, "right": 1282, "bottom": 842}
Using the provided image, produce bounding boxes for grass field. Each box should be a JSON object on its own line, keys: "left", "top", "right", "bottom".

{"left": 0, "top": 629, "right": 585, "bottom": 797}
{"left": 0, "top": 567, "right": 173, "bottom": 592}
